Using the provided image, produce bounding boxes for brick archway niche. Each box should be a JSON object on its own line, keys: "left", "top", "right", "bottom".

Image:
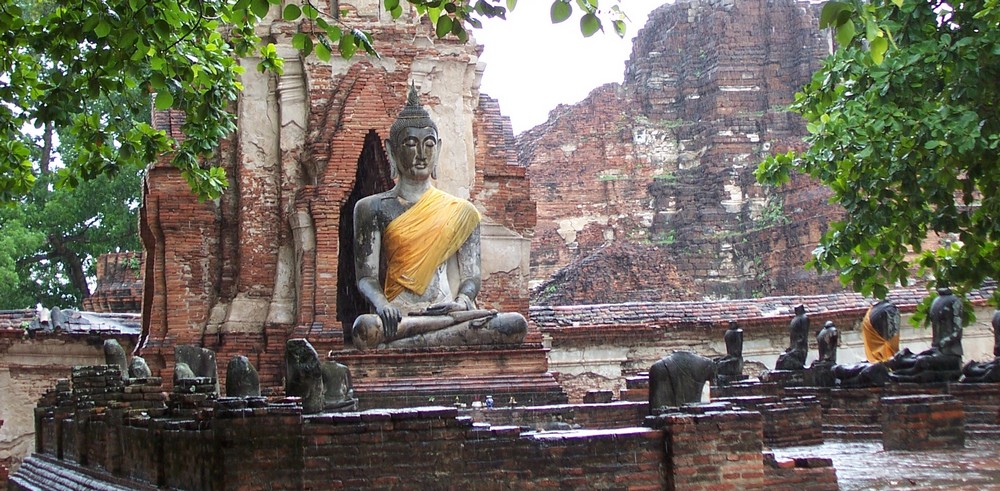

{"left": 336, "top": 129, "right": 393, "bottom": 344}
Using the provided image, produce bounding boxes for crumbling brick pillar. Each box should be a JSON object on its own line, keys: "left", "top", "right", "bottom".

{"left": 648, "top": 403, "right": 766, "bottom": 490}
{"left": 881, "top": 394, "right": 965, "bottom": 450}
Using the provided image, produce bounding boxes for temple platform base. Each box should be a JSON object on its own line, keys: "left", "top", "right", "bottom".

{"left": 329, "top": 344, "right": 567, "bottom": 409}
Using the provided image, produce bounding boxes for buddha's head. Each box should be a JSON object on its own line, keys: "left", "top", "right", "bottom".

{"left": 386, "top": 85, "right": 439, "bottom": 181}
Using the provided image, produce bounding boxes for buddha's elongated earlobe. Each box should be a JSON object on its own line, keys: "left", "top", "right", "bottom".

{"left": 385, "top": 138, "right": 399, "bottom": 180}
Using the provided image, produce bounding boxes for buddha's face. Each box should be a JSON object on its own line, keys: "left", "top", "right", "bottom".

{"left": 391, "top": 126, "right": 438, "bottom": 181}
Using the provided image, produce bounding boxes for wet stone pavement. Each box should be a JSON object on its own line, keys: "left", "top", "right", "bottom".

{"left": 773, "top": 439, "right": 1000, "bottom": 490}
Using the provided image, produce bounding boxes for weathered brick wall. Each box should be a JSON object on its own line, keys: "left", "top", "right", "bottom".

{"left": 521, "top": 0, "right": 843, "bottom": 305}
{"left": 715, "top": 381, "right": 1000, "bottom": 441}
{"left": 0, "top": 327, "right": 137, "bottom": 477}
{"left": 714, "top": 395, "right": 824, "bottom": 447}
{"left": 650, "top": 405, "right": 770, "bottom": 490}
{"left": 466, "top": 401, "right": 650, "bottom": 430}
{"left": 19, "top": 370, "right": 860, "bottom": 491}
{"left": 881, "top": 394, "right": 965, "bottom": 450}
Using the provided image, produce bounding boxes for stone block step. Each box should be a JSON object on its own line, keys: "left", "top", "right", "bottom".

{"left": 10, "top": 454, "right": 155, "bottom": 491}
{"left": 823, "top": 429, "right": 881, "bottom": 440}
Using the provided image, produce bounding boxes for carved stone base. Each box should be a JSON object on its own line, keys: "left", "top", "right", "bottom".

{"left": 329, "top": 344, "right": 567, "bottom": 409}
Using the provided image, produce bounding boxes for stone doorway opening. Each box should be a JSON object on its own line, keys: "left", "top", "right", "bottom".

{"left": 337, "top": 129, "right": 394, "bottom": 344}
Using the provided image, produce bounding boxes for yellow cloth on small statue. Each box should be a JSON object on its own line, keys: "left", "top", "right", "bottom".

{"left": 862, "top": 307, "right": 899, "bottom": 362}
{"left": 383, "top": 187, "right": 480, "bottom": 301}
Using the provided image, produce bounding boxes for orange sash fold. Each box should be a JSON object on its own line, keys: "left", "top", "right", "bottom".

{"left": 862, "top": 308, "right": 899, "bottom": 362}
{"left": 383, "top": 188, "right": 480, "bottom": 301}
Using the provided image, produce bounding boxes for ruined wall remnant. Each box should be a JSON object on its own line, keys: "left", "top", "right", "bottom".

{"left": 522, "top": 0, "right": 844, "bottom": 304}
{"left": 138, "top": 5, "right": 537, "bottom": 389}
{"left": 0, "top": 310, "right": 139, "bottom": 476}
{"left": 82, "top": 252, "right": 143, "bottom": 314}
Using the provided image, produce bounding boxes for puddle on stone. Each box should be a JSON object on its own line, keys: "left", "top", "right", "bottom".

{"left": 772, "top": 439, "right": 1000, "bottom": 490}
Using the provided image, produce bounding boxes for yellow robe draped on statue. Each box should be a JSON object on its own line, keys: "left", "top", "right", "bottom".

{"left": 383, "top": 187, "right": 481, "bottom": 302}
{"left": 862, "top": 308, "right": 899, "bottom": 362}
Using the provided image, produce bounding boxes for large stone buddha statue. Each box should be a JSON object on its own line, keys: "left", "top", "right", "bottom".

{"left": 350, "top": 86, "right": 528, "bottom": 351}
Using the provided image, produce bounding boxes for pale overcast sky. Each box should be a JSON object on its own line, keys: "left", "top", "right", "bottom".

{"left": 474, "top": 1, "right": 666, "bottom": 134}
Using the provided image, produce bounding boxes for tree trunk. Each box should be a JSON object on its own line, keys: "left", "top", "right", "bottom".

{"left": 49, "top": 237, "right": 91, "bottom": 300}
{"left": 40, "top": 121, "right": 53, "bottom": 176}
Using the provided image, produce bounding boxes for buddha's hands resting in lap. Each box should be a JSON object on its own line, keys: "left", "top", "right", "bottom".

{"left": 377, "top": 304, "right": 402, "bottom": 338}
{"left": 424, "top": 301, "right": 465, "bottom": 316}
{"left": 424, "top": 293, "right": 475, "bottom": 316}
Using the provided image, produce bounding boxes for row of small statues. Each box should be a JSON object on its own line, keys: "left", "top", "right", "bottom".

{"left": 649, "top": 287, "right": 1000, "bottom": 410}
{"left": 774, "top": 287, "right": 1000, "bottom": 385}
{"left": 102, "top": 338, "right": 357, "bottom": 414}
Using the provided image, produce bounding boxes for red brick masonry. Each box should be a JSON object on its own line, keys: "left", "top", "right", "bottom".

{"left": 12, "top": 366, "right": 839, "bottom": 491}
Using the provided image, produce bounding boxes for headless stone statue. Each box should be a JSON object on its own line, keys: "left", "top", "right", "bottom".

{"left": 320, "top": 360, "right": 356, "bottom": 411}
{"left": 103, "top": 339, "right": 128, "bottom": 380}
{"left": 285, "top": 339, "right": 357, "bottom": 413}
{"left": 834, "top": 362, "right": 890, "bottom": 387}
{"left": 174, "top": 345, "right": 218, "bottom": 385}
{"left": 713, "top": 321, "right": 745, "bottom": 385}
{"left": 775, "top": 305, "right": 808, "bottom": 370}
{"left": 863, "top": 300, "right": 900, "bottom": 362}
{"left": 350, "top": 85, "right": 527, "bottom": 351}
{"left": 809, "top": 320, "right": 840, "bottom": 387}
{"left": 649, "top": 351, "right": 717, "bottom": 410}
{"left": 889, "top": 287, "right": 963, "bottom": 382}
{"left": 128, "top": 356, "right": 152, "bottom": 378}
{"left": 817, "top": 321, "right": 839, "bottom": 364}
{"left": 226, "top": 355, "right": 261, "bottom": 397}
{"left": 960, "top": 309, "right": 1000, "bottom": 383}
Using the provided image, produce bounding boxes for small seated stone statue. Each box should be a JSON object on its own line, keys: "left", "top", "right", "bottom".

{"left": 888, "top": 287, "right": 964, "bottom": 383}
{"left": 713, "top": 321, "right": 745, "bottom": 385}
{"left": 960, "top": 309, "right": 1000, "bottom": 383}
{"left": 350, "top": 86, "right": 527, "bottom": 351}
{"left": 775, "top": 305, "right": 809, "bottom": 370}
{"left": 285, "top": 339, "right": 357, "bottom": 413}
{"left": 649, "top": 351, "right": 717, "bottom": 410}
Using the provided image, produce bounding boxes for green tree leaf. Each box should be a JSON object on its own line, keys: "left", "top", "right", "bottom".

{"left": 338, "top": 34, "right": 357, "bottom": 59}
{"left": 250, "top": 0, "right": 270, "bottom": 18}
{"left": 315, "top": 40, "right": 332, "bottom": 61}
{"left": 436, "top": 15, "right": 453, "bottom": 38}
{"left": 835, "top": 19, "right": 856, "bottom": 46}
{"left": 580, "top": 12, "right": 600, "bottom": 36}
{"left": 154, "top": 91, "right": 173, "bottom": 110}
{"left": 95, "top": 19, "right": 112, "bottom": 38}
{"left": 819, "top": 1, "right": 851, "bottom": 29}
{"left": 550, "top": 0, "right": 571, "bottom": 23}
{"left": 870, "top": 36, "right": 888, "bottom": 64}
{"left": 282, "top": 4, "right": 301, "bottom": 20}
{"left": 612, "top": 19, "right": 626, "bottom": 38}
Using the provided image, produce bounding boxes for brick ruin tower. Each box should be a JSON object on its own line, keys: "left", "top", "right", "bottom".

{"left": 138, "top": 1, "right": 563, "bottom": 405}
{"left": 522, "top": 0, "right": 843, "bottom": 304}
